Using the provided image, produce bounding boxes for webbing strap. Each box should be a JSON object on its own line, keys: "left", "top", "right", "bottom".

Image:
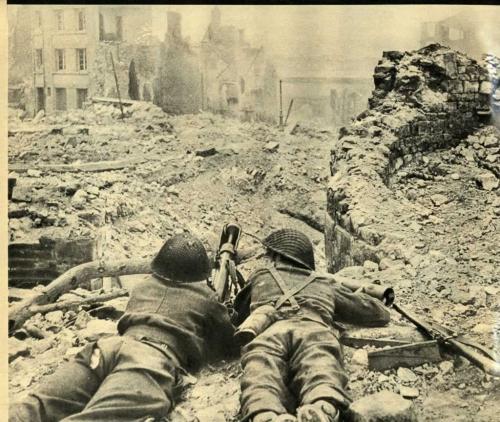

{"left": 268, "top": 267, "right": 317, "bottom": 310}
{"left": 268, "top": 267, "right": 299, "bottom": 310}
{"left": 275, "top": 272, "right": 317, "bottom": 309}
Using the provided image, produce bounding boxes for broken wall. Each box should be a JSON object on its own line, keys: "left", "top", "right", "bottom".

{"left": 325, "top": 44, "right": 492, "bottom": 272}
{"left": 91, "top": 42, "right": 158, "bottom": 102}
{"left": 153, "top": 12, "right": 201, "bottom": 115}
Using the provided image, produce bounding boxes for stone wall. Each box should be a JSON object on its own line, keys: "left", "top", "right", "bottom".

{"left": 325, "top": 44, "right": 493, "bottom": 272}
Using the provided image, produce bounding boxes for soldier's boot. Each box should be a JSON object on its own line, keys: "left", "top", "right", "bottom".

{"left": 252, "top": 412, "right": 297, "bottom": 422}
{"left": 275, "top": 414, "right": 298, "bottom": 422}
{"left": 296, "top": 400, "right": 339, "bottom": 422}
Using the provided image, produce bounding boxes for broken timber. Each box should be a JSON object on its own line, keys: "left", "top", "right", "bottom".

{"left": 9, "top": 158, "right": 145, "bottom": 173}
{"left": 9, "top": 258, "right": 151, "bottom": 333}
{"left": 368, "top": 340, "right": 443, "bottom": 371}
{"left": 28, "top": 288, "right": 129, "bottom": 316}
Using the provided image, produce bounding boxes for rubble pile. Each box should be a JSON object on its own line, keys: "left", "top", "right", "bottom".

{"left": 325, "top": 44, "right": 499, "bottom": 421}
{"left": 327, "top": 44, "right": 493, "bottom": 272}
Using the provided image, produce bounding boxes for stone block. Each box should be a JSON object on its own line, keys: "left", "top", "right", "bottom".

{"left": 348, "top": 390, "right": 416, "bottom": 422}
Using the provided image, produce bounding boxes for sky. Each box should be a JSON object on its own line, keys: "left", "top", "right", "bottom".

{"left": 153, "top": 5, "right": 500, "bottom": 59}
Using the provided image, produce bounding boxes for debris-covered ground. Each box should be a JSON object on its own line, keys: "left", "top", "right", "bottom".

{"left": 7, "top": 102, "right": 500, "bottom": 421}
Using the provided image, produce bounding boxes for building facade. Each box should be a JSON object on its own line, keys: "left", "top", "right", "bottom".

{"left": 31, "top": 5, "right": 155, "bottom": 114}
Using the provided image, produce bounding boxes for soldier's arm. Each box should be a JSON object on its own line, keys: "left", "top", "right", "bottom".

{"left": 332, "top": 284, "right": 390, "bottom": 327}
{"left": 207, "top": 295, "right": 240, "bottom": 358}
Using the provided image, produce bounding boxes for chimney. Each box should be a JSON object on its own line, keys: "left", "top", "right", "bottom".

{"left": 167, "top": 11, "right": 182, "bottom": 41}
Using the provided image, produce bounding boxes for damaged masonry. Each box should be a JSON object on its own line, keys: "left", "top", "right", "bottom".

{"left": 6, "top": 5, "right": 500, "bottom": 422}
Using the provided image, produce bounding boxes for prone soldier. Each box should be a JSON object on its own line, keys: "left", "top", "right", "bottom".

{"left": 9, "top": 233, "right": 237, "bottom": 422}
{"left": 233, "top": 228, "right": 391, "bottom": 422}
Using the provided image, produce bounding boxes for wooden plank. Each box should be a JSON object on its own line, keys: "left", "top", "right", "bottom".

{"left": 368, "top": 340, "right": 443, "bottom": 371}
{"left": 340, "top": 336, "right": 411, "bottom": 349}
{"left": 9, "top": 158, "right": 145, "bottom": 173}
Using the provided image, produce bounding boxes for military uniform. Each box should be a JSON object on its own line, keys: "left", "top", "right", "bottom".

{"left": 10, "top": 234, "right": 236, "bottom": 422}
{"left": 235, "top": 263, "right": 390, "bottom": 421}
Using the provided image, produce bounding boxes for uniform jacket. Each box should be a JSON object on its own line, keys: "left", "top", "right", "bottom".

{"left": 118, "top": 273, "right": 237, "bottom": 371}
{"left": 233, "top": 264, "right": 390, "bottom": 328}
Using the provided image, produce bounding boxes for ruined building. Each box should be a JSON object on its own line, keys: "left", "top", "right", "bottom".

{"left": 200, "top": 8, "right": 278, "bottom": 122}
{"left": 154, "top": 12, "right": 201, "bottom": 115}
{"left": 30, "top": 5, "right": 158, "bottom": 115}
{"left": 420, "top": 11, "right": 500, "bottom": 61}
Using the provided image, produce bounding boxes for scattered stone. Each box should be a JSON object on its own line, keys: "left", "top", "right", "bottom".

{"left": 264, "top": 141, "right": 280, "bottom": 152}
{"left": 351, "top": 349, "right": 369, "bottom": 367}
{"left": 430, "top": 194, "right": 449, "bottom": 206}
{"left": 439, "top": 360, "right": 454, "bottom": 375}
{"left": 71, "top": 189, "right": 88, "bottom": 209}
{"left": 379, "top": 258, "right": 405, "bottom": 271}
{"left": 450, "top": 173, "right": 460, "bottom": 180}
{"left": 363, "top": 260, "right": 379, "bottom": 272}
{"left": 472, "top": 323, "right": 491, "bottom": 335}
{"left": 399, "top": 386, "right": 419, "bottom": 399}
{"left": 73, "top": 310, "right": 92, "bottom": 330}
{"left": 8, "top": 338, "right": 30, "bottom": 362}
{"left": 195, "top": 147, "right": 217, "bottom": 157}
{"left": 349, "top": 390, "right": 416, "bottom": 422}
{"left": 476, "top": 172, "right": 498, "bottom": 191}
{"left": 45, "top": 310, "right": 64, "bottom": 325}
{"left": 27, "top": 169, "right": 42, "bottom": 178}
{"left": 397, "top": 367, "right": 418, "bottom": 383}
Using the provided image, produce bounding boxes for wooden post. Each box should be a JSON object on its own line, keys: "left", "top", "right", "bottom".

{"left": 109, "top": 51, "right": 125, "bottom": 119}
{"left": 279, "top": 79, "right": 283, "bottom": 128}
{"left": 284, "top": 98, "right": 294, "bottom": 126}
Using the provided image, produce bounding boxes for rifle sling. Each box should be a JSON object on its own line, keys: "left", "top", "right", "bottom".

{"left": 268, "top": 267, "right": 317, "bottom": 310}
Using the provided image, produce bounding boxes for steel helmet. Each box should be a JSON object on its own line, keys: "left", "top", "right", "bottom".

{"left": 262, "top": 228, "right": 315, "bottom": 270}
{"left": 151, "top": 233, "right": 211, "bottom": 282}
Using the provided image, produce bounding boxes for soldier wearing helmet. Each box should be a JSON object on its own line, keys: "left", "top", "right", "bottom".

{"left": 233, "top": 228, "right": 391, "bottom": 422}
{"left": 10, "top": 233, "right": 237, "bottom": 422}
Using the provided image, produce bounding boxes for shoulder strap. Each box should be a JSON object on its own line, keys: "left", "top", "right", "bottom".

{"left": 267, "top": 266, "right": 300, "bottom": 310}
{"left": 274, "top": 272, "right": 317, "bottom": 310}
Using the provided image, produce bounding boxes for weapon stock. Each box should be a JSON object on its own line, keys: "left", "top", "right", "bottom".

{"left": 213, "top": 223, "right": 242, "bottom": 302}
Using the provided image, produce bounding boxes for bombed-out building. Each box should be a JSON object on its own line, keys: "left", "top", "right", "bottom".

{"left": 200, "top": 8, "right": 278, "bottom": 122}
{"left": 30, "top": 5, "right": 158, "bottom": 114}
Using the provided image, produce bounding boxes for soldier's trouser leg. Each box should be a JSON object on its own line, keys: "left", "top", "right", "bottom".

{"left": 289, "top": 320, "right": 351, "bottom": 410}
{"left": 63, "top": 337, "right": 178, "bottom": 422}
{"left": 240, "top": 320, "right": 293, "bottom": 421}
{"left": 10, "top": 336, "right": 178, "bottom": 422}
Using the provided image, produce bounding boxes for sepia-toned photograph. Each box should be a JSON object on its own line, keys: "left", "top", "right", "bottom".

{"left": 3, "top": 3, "right": 500, "bottom": 421}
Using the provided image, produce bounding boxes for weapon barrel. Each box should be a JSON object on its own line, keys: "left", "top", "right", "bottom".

{"left": 335, "top": 276, "right": 394, "bottom": 305}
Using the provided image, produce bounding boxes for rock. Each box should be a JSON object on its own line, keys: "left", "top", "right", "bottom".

{"left": 349, "top": 390, "right": 416, "bottom": 422}
{"left": 80, "top": 319, "right": 117, "bottom": 341}
{"left": 351, "top": 349, "right": 368, "bottom": 367}
{"left": 472, "top": 323, "right": 492, "bottom": 335}
{"left": 363, "top": 260, "right": 379, "bottom": 272}
{"left": 399, "top": 386, "right": 419, "bottom": 399}
{"left": 45, "top": 310, "right": 64, "bottom": 325}
{"left": 71, "top": 189, "right": 88, "bottom": 209}
{"left": 430, "top": 194, "right": 449, "bottom": 206}
{"left": 484, "top": 286, "right": 498, "bottom": 295}
{"left": 73, "top": 310, "right": 92, "bottom": 329}
{"left": 195, "top": 405, "right": 227, "bottom": 422}
{"left": 486, "top": 154, "right": 498, "bottom": 163}
{"left": 379, "top": 258, "right": 405, "bottom": 271}
{"left": 264, "top": 141, "right": 280, "bottom": 152}
{"left": 9, "top": 338, "right": 30, "bottom": 362}
{"left": 27, "top": 169, "right": 42, "bottom": 178}
{"left": 450, "top": 173, "right": 460, "bottom": 180}
{"left": 195, "top": 147, "right": 217, "bottom": 157}
{"left": 476, "top": 172, "right": 498, "bottom": 191}
{"left": 483, "top": 135, "right": 499, "bottom": 148}
{"left": 86, "top": 185, "right": 100, "bottom": 196}
{"left": 397, "top": 367, "right": 418, "bottom": 383}
{"left": 439, "top": 360, "right": 454, "bottom": 374}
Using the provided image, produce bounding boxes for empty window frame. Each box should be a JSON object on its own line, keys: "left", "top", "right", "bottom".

{"left": 55, "top": 49, "right": 65, "bottom": 71}
{"left": 55, "top": 10, "right": 64, "bottom": 31}
{"left": 77, "top": 9, "right": 86, "bottom": 31}
{"left": 35, "top": 49, "right": 43, "bottom": 68}
{"left": 76, "top": 48, "right": 87, "bottom": 71}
